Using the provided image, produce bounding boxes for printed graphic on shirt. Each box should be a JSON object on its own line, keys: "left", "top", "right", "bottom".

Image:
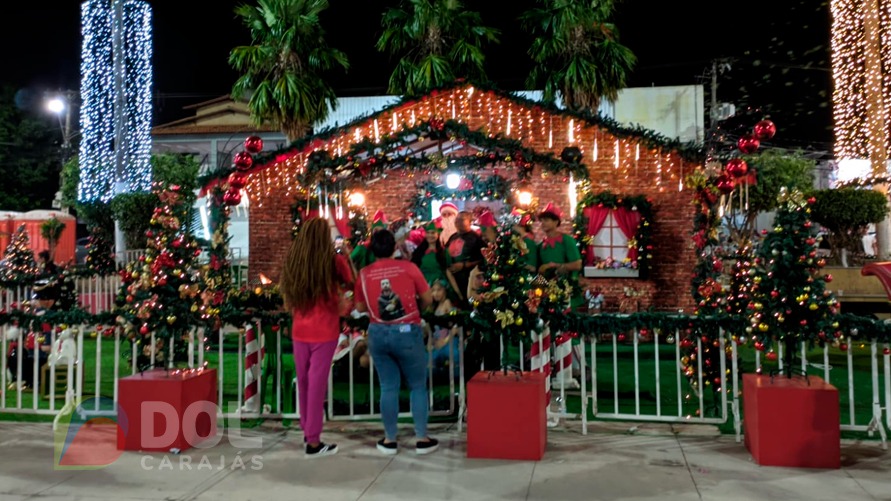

{"left": 376, "top": 278, "right": 406, "bottom": 320}
{"left": 447, "top": 237, "right": 465, "bottom": 258}
{"left": 359, "top": 263, "right": 423, "bottom": 324}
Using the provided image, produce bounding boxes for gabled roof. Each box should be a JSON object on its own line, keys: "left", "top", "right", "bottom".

{"left": 152, "top": 96, "right": 280, "bottom": 136}
{"left": 199, "top": 81, "right": 704, "bottom": 192}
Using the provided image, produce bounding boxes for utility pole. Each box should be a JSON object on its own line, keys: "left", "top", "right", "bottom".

{"left": 863, "top": 0, "right": 890, "bottom": 259}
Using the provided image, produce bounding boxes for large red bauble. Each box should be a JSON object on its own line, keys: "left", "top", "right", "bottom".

{"left": 737, "top": 134, "right": 760, "bottom": 154}
{"left": 753, "top": 119, "right": 777, "bottom": 140}
{"left": 139, "top": 324, "right": 149, "bottom": 335}
{"left": 244, "top": 135, "right": 263, "bottom": 154}
{"left": 228, "top": 172, "right": 248, "bottom": 190}
{"left": 725, "top": 158, "right": 749, "bottom": 178}
{"left": 716, "top": 175, "right": 735, "bottom": 194}
{"left": 233, "top": 151, "right": 253, "bottom": 172}
{"left": 223, "top": 189, "right": 242, "bottom": 206}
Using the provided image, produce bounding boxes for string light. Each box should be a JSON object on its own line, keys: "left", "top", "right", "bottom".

{"left": 240, "top": 85, "right": 693, "bottom": 201}
{"left": 830, "top": 0, "right": 889, "bottom": 162}
{"left": 79, "top": 0, "right": 153, "bottom": 202}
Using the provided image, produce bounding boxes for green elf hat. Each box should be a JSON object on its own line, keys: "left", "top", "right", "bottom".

{"left": 371, "top": 210, "right": 388, "bottom": 230}
{"left": 424, "top": 220, "right": 443, "bottom": 232}
{"left": 476, "top": 210, "right": 497, "bottom": 230}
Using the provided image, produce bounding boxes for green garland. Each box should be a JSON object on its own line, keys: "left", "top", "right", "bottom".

{"left": 409, "top": 173, "right": 513, "bottom": 219}
{"left": 572, "top": 191, "right": 654, "bottom": 277}
{"left": 196, "top": 80, "right": 702, "bottom": 189}
{"left": 202, "top": 183, "right": 233, "bottom": 327}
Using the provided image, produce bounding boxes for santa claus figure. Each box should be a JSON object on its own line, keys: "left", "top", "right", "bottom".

{"left": 437, "top": 202, "right": 459, "bottom": 246}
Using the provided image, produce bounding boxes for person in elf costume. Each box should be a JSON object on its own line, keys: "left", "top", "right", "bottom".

{"left": 411, "top": 220, "right": 462, "bottom": 299}
{"left": 536, "top": 203, "right": 583, "bottom": 389}
{"left": 350, "top": 210, "right": 387, "bottom": 271}
{"left": 511, "top": 208, "right": 538, "bottom": 273}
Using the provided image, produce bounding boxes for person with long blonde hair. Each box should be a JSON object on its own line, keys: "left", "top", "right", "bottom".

{"left": 280, "top": 217, "right": 353, "bottom": 458}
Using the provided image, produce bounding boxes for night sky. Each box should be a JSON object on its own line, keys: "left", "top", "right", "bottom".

{"left": 4, "top": 1, "right": 833, "bottom": 148}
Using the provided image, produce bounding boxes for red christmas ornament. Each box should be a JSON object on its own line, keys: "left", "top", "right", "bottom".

{"left": 766, "top": 351, "right": 778, "bottom": 361}
{"left": 754, "top": 341, "right": 764, "bottom": 351}
{"left": 617, "top": 333, "right": 627, "bottom": 342}
{"left": 244, "top": 135, "right": 264, "bottom": 154}
{"left": 139, "top": 324, "right": 149, "bottom": 335}
{"left": 233, "top": 151, "right": 253, "bottom": 172}
{"left": 753, "top": 119, "right": 777, "bottom": 140}
{"left": 883, "top": 348, "right": 890, "bottom": 355}
{"left": 223, "top": 189, "right": 242, "bottom": 206}
{"left": 725, "top": 158, "right": 748, "bottom": 178}
{"left": 737, "top": 134, "right": 760, "bottom": 154}
{"left": 716, "top": 175, "right": 735, "bottom": 194}
{"left": 840, "top": 343, "right": 848, "bottom": 352}
{"left": 824, "top": 274, "right": 833, "bottom": 282}
{"left": 228, "top": 172, "right": 248, "bottom": 190}
{"left": 807, "top": 197, "right": 817, "bottom": 204}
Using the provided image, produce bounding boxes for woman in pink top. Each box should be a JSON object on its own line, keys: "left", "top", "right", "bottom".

{"left": 279, "top": 217, "right": 353, "bottom": 458}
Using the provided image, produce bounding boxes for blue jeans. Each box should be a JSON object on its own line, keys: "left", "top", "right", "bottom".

{"left": 367, "top": 323, "right": 428, "bottom": 440}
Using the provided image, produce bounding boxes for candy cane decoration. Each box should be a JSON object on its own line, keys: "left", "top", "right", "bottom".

{"left": 529, "top": 327, "right": 551, "bottom": 401}
{"left": 552, "top": 331, "right": 574, "bottom": 388}
{"left": 241, "top": 323, "right": 265, "bottom": 413}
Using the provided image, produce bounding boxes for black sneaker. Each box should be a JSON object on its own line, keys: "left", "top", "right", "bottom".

{"left": 305, "top": 442, "right": 338, "bottom": 458}
{"left": 376, "top": 438, "right": 398, "bottom": 455}
{"left": 416, "top": 438, "right": 439, "bottom": 455}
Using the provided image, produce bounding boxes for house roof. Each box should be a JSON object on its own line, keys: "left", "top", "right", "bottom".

{"left": 152, "top": 95, "right": 279, "bottom": 136}
{"left": 200, "top": 81, "right": 704, "bottom": 194}
{"left": 152, "top": 123, "right": 280, "bottom": 136}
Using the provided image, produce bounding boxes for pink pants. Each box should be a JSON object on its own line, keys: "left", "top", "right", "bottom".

{"left": 292, "top": 340, "right": 337, "bottom": 444}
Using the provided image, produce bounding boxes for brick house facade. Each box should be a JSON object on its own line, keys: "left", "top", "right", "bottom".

{"left": 242, "top": 84, "right": 702, "bottom": 312}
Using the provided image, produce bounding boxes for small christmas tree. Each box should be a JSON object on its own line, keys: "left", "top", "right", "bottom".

{"left": 470, "top": 213, "right": 539, "bottom": 367}
{"left": 117, "top": 183, "right": 203, "bottom": 367}
{"left": 749, "top": 189, "right": 839, "bottom": 371}
{"left": 85, "top": 227, "right": 116, "bottom": 275}
{"left": 0, "top": 224, "right": 39, "bottom": 283}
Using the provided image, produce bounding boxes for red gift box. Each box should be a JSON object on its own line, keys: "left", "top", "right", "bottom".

{"left": 743, "top": 373, "right": 840, "bottom": 469}
{"left": 117, "top": 368, "right": 218, "bottom": 452}
{"left": 466, "top": 370, "right": 547, "bottom": 460}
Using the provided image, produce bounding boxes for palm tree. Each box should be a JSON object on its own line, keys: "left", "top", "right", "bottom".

{"left": 377, "top": 0, "right": 500, "bottom": 96}
{"left": 523, "top": 0, "right": 636, "bottom": 114}
{"left": 229, "top": 0, "right": 349, "bottom": 142}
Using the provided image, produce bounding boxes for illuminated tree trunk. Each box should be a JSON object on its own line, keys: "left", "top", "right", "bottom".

{"left": 863, "top": 0, "right": 891, "bottom": 258}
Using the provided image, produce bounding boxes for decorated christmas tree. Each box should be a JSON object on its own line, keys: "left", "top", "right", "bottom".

{"left": 116, "top": 183, "right": 203, "bottom": 367}
{"left": 0, "top": 224, "right": 40, "bottom": 283}
{"left": 201, "top": 183, "right": 233, "bottom": 323}
{"left": 470, "top": 212, "right": 540, "bottom": 367}
{"left": 85, "top": 227, "right": 116, "bottom": 275}
{"left": 749, "top": 189, "right": 840, "bottom": 371}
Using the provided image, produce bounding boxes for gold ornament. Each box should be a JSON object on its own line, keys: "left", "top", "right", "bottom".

{"left": 515, "top": 317, "right": 523, "bottom": 326}
{"left": 166, "top": 315, "right": 177, "bottom": 324}
{"left": 758, "top": 323, "right": 769, "bottom": 332}
{"left": 809, "top": 303, "right": 819, "bottom": 311}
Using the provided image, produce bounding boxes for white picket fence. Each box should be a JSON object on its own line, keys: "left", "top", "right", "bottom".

{"left": 1, "top": 311, "right": 889, "bottom": 448}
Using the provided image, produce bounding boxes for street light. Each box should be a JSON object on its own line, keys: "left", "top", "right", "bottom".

{"left": 45, "top": 91, "right": 80, "bottom": 212}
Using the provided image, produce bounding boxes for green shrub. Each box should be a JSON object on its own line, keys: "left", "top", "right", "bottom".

{"left": 810, "top": 188, "right": 888, "bottom": 262}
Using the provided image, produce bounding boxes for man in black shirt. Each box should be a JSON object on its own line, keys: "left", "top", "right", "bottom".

{"left": 445, "top": 211, "right": 483, "bottom": 308}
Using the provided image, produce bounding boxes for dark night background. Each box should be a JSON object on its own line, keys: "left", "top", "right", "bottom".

{"left": 3, "top": 0, "right": 833, "bottom": 150}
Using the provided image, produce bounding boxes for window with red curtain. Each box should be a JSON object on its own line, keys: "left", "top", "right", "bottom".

{"left": 590, "top": 212, "right": 629, "bottom": 262}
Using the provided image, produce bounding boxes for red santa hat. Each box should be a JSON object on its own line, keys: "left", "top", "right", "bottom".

{"left": 439, "top": 202, "right": 459, "bottom": 216}
{"left": 476, "top": 210, "right": 497, "bottom": 229}
{"left": 538, "top": 203, "right": 563, "bottom": 224}
{"left": 371, "top": 210, "right": 388, "bottom": 229}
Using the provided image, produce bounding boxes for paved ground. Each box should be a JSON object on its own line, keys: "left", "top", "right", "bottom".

{"left": 0, "top": 420, "right": 888, "bottom": 501}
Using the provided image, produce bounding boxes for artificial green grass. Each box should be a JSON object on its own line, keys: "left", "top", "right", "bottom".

{"left": 3, "top": 336, "right": 886, "bottom": 440}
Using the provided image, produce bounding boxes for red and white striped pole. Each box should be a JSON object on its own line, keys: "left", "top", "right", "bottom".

{"left": 241, "top": 323, "right": 264, "bottom": 413}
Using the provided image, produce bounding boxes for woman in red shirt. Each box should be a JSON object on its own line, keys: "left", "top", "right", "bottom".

{"left": 280, "top": 217, "right": 353, "bottom": 458}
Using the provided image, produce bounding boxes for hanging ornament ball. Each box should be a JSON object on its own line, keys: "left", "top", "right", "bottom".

{"left": 666, "top": 335, "right": 675, "bottom": 344}
{"left": 233, "top": 151, "right": 254, "bottom": 172}
{"left": 765, "top": 351, "right": 778, "bottom": 361}
{"left": 139, "top": 324, "right": 149, "bottom": 335}
{"left": 737, "top": 134, "right": 760, "bottom": 154}
{"left": 824, "top": 274, "right": 833, "bottom": 283}
{"left": 725, "top": 158, "right": 748, "bottom": 178}
{"left": 884, "top": 348, "right": 891, "bottom": 356}
{"left": 753, "top": 119, "right": 777, "bottom": 140}
{"left": 244, "top": 135, "right": 264, "bottom": 154}
{"left": 223, "top": 189, "right": 242, "bottom": 206}
{"left": 228, "top": 172, "right": 248, "bottom": 190}
{"left": 716, "top": 175, "right": 735, "bottom": 194}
